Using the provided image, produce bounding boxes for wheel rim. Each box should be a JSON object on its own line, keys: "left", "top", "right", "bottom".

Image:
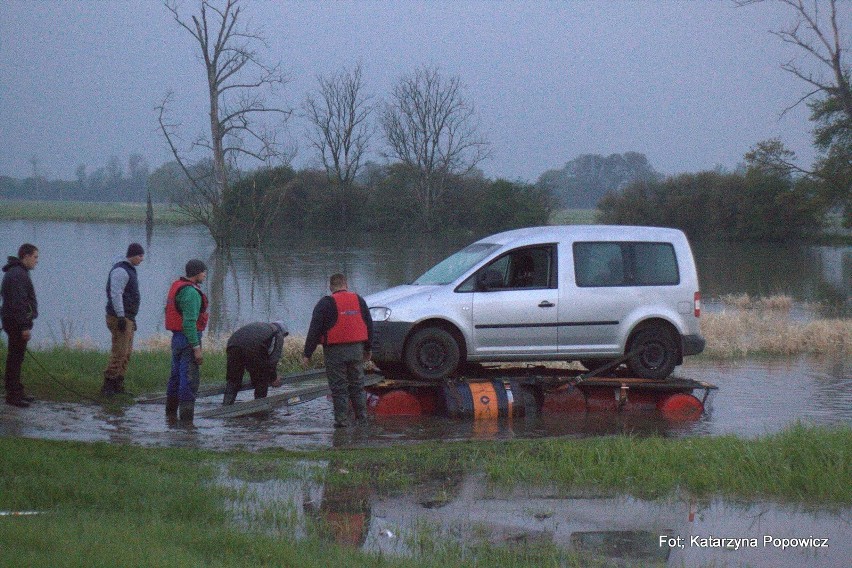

{"left": 639, "top": 341, "right": 667, "bottom": 370}
{"left": 418, "top": 340, "right": 447, "bottom": 370}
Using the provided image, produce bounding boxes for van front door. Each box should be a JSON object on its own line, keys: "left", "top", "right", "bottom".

{"left": 469, "top": 245, "right": 559, "bottom": 356}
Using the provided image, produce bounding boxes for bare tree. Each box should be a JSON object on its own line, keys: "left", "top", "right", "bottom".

{"left": 303, "top": 63, "right": 375, "bottom": 226}
{"left": 158, "top": 0, "right": 291, "bottom": 246}
{"left": 382, "top": 66, "right": 490, "bottom": 229}
{"left": 739, "top": 0, "right": 851, "bottom": 223}
{"left": 739, "top": 0, "right": 851, "bottom": 118}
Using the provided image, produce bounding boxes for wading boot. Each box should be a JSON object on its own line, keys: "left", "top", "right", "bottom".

{"left": 100, "top": 376, "right": 117, "bottom": 396}
{"left": 178, "top": 401, "right": 195, "bottom": 422}
{"left": 222, "top": 383, "right": 239, "bottom": 406}
{"left": 165, "top": 396, "right": 179, "bottom": 419}
{"left": 5, "top": 397, "right": 30, "bottom": 408}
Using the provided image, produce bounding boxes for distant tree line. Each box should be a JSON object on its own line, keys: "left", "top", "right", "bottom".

{"left": 157, "top": 160, "right": 552, "bottom": 243}
{"left": 536, "top": 152, "right": 661, "bottom": 208}
{"left": 0, "top": 154, "right": 151, "bottom": 202}
{"left": 598, "top": 168, "right": 826, "bottom": 242}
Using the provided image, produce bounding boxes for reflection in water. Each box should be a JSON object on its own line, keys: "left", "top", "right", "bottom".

{"left": 217, "top": 466, "right": 851, "bottom": 567}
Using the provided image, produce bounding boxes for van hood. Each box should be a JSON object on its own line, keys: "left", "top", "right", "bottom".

{"left": 365, "top": 284, "right": 439, "bottom": 307}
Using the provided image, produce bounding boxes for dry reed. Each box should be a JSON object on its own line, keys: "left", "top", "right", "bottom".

{"left": 703, "top": 294, "right": 851, "bottom": 357}
{"left": 135, "top": 333, "right": 320, "bottom": 366}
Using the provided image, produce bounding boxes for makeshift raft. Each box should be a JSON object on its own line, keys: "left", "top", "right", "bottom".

{"left": 138, "top": 365, "right": 716, "bottom": 421}
{"left": 366, "top": 366, "right": 717, "bottom": 421}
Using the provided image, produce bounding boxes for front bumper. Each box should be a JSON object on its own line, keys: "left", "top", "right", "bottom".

{"left": 371, "top": 321, "right": 414, "bottom": 362}
{"left": 682, "top": 333, "right": 706, "bottom": 356}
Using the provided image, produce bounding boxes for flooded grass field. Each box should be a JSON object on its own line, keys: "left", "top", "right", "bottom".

{"left": 1, "top": 356, "right": 847, "bottom": 450}
{"left": 218, "top": 464, "right": 852, "bottom": 567}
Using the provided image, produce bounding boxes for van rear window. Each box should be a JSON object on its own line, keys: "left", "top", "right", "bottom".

{"left": 573, "top": 242, "right": 679, "bottom": 287}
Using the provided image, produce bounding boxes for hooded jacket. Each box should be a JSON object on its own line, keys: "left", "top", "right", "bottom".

{"left": 1, "top": 256, "right": 38, "bottom": 330}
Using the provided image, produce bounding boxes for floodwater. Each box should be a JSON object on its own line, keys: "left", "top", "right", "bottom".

{"left": 218, "top": 465, "right": 852, "bottom": 567}
{"left": 0, "top": 356, "right": 848, "bottom": 450}
{"left": 0, "top": 220, "right": 849, "bottom": 349}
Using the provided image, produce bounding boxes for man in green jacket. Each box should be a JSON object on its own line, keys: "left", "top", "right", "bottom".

{"left": 164, "top": 259, "right": 209, "bottom": 422}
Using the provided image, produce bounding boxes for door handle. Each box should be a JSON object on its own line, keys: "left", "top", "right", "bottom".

{"left": 538, "top": 300, "right": 555, "bottom": 308}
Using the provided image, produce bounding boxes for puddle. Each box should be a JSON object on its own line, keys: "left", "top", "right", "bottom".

{"left": 216, "top": 464, "right": 852, "bottom": 567}
{"left": 1, "top": 355, "right": 849, "bottom": 450}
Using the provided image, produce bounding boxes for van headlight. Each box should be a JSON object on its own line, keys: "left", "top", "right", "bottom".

{"left": 370, "top": 307, "right": 391, "bottom": 322}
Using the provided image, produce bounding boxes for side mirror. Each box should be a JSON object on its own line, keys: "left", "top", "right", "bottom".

{"left": 476, "top": 268, "right": 503, "bottom": 291}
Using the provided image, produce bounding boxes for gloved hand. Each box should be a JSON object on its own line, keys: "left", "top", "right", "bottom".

{"left": 132, "top": 319, "right": 138, "bottom": 331}
{"left": 117, "top": 317, "right": 127, "bottom": 332}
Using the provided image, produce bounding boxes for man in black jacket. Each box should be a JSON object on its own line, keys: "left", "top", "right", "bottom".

{"left": 1, "top": 243, "right": 39, "bottom": 408}
{"left": 101, "top": 242, "right": 145, "bottom": 396}
{"left": 222, "top": 321, "right": 289, "bottom": 405}
{"left": 301, "top": 274, "right": 373, "bottom": 428}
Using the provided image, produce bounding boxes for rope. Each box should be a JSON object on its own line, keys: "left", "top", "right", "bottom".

{"left": 24, "top": 349, "right": 101, "bottom": 403}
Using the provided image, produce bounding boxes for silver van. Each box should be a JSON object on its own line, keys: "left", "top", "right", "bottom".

{"left": 366, "top": 225, "right": 705, "bottom": 381}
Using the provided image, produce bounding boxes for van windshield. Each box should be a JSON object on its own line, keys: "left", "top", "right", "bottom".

{"left": 412, "top": 243, "right": 500, "bottom": 285}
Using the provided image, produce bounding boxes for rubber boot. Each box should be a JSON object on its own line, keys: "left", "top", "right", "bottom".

{"left": 178, "top": 401, "right": 195, "bottom": 422}
{"left": 100, "top": 376, "right": 117, "bottom": 396}
{"left": 352, "top": 391, "right": 368, "bottom": 422}
{"left": 222, "top": 383, "right": 239, "bottom": 406}
{"left": 114, "top": 376, "right": 126, "bottom": 394}
{"left": 165, "top": 396, "right": 179, "bottom": 418}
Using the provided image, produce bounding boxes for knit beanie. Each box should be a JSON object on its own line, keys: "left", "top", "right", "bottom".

{"left": 185, "top": 259, "right": 207, "bottom": 278}
{"left": 126, "top": 243, "right": 144, "bottom": 257}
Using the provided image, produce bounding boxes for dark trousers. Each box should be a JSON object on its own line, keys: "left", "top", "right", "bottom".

{"left": 225, "top": 346, "right": 273, "bottom": 399}
{"left": 324, "top": 342, "right": 367, "bottom": 426}
{"left": 167, "top": 332, "right": 200, "bottom": 403}
{"left": 3, "top": 324, "right": 28, "bottom": 399}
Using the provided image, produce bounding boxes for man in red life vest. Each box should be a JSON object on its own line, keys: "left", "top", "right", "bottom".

{"left": 164, "top": 259, "right": 208, "bottom": 422}
{"left": 302, "top": 273, "right": 373, "bottom": 428}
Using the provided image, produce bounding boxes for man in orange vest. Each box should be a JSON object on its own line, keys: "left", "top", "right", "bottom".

{"left": 302, "top": 273, "right": 373, "bottom": 428}
{"left": 164, "top": 259, "right": 208, "bottom": 422}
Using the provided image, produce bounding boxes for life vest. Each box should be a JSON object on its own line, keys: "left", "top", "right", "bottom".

{"left": 325, "top": 291, "right": 368, "bottom": 345}
{"left": 164, "top": 278, "right": 209, "bottom": 332}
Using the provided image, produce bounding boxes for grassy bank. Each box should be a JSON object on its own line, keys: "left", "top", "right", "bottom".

{"left": 0, "top": 425, "right": 849, "bottom": 566}
{"left": 0, "top": 199, "right": 190, "bottom": 224}
{"left": 0, "top": 336, "right": 313, "bottom": 403}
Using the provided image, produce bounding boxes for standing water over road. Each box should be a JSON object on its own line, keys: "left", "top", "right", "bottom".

{"left": 0, "top": 356, "right": 847, "bottom": 449}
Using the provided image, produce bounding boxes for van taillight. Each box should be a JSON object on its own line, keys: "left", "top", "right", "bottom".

{"left": 694, "top": 292, "right": 701, "bottom": 318}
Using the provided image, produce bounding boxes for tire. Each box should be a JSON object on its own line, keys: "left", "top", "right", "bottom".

{"left": 403, "top": 326, "right": 461, "bottom": 381}
{"left": 626, "top": 325, "right": 679, "bottom": 380}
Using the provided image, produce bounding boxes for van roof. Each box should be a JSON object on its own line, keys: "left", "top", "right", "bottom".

{"left": 473, "top": 225, "right": 688, "bottom": 247}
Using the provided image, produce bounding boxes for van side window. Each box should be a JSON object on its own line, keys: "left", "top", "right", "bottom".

{"left": 459, "top": 245, "right": 556, "bottom": 292}
{"left": 574, "top": 242, "right": 679, "bottom": 287}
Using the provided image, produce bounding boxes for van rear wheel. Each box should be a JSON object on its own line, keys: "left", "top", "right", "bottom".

{"left": 404, "top": 326, "right": 460, "bottom": 381}
{"left": 627, "top": 325, "right": 678, "bottom": 380}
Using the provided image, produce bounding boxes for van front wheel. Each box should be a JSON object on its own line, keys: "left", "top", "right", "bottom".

{"left": 404, "top": 327, "right": 460, "bottom": 381}
{"left": 627, "top": 326, "right": 678, "bottom": 380}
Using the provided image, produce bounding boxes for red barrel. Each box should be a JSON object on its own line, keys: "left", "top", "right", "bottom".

{"left": 367, "top": 389, "right": 424, "bottom": 416}
{"left": 657, "top": 393, "right": 704, "bottom": 420}
{"left": 541, "top": 384, "right": 587, "bottom": 413}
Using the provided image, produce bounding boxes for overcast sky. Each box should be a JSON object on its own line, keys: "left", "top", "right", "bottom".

{"left": 0, "top": 0, "right": 838, "bottom": 183}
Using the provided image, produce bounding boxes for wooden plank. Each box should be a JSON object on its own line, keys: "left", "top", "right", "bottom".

{"left": 135, "top": 368, "right": 328, "bottom": 404}
{"left": 199, "top": 374, "right": 383, "bottom": 419}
